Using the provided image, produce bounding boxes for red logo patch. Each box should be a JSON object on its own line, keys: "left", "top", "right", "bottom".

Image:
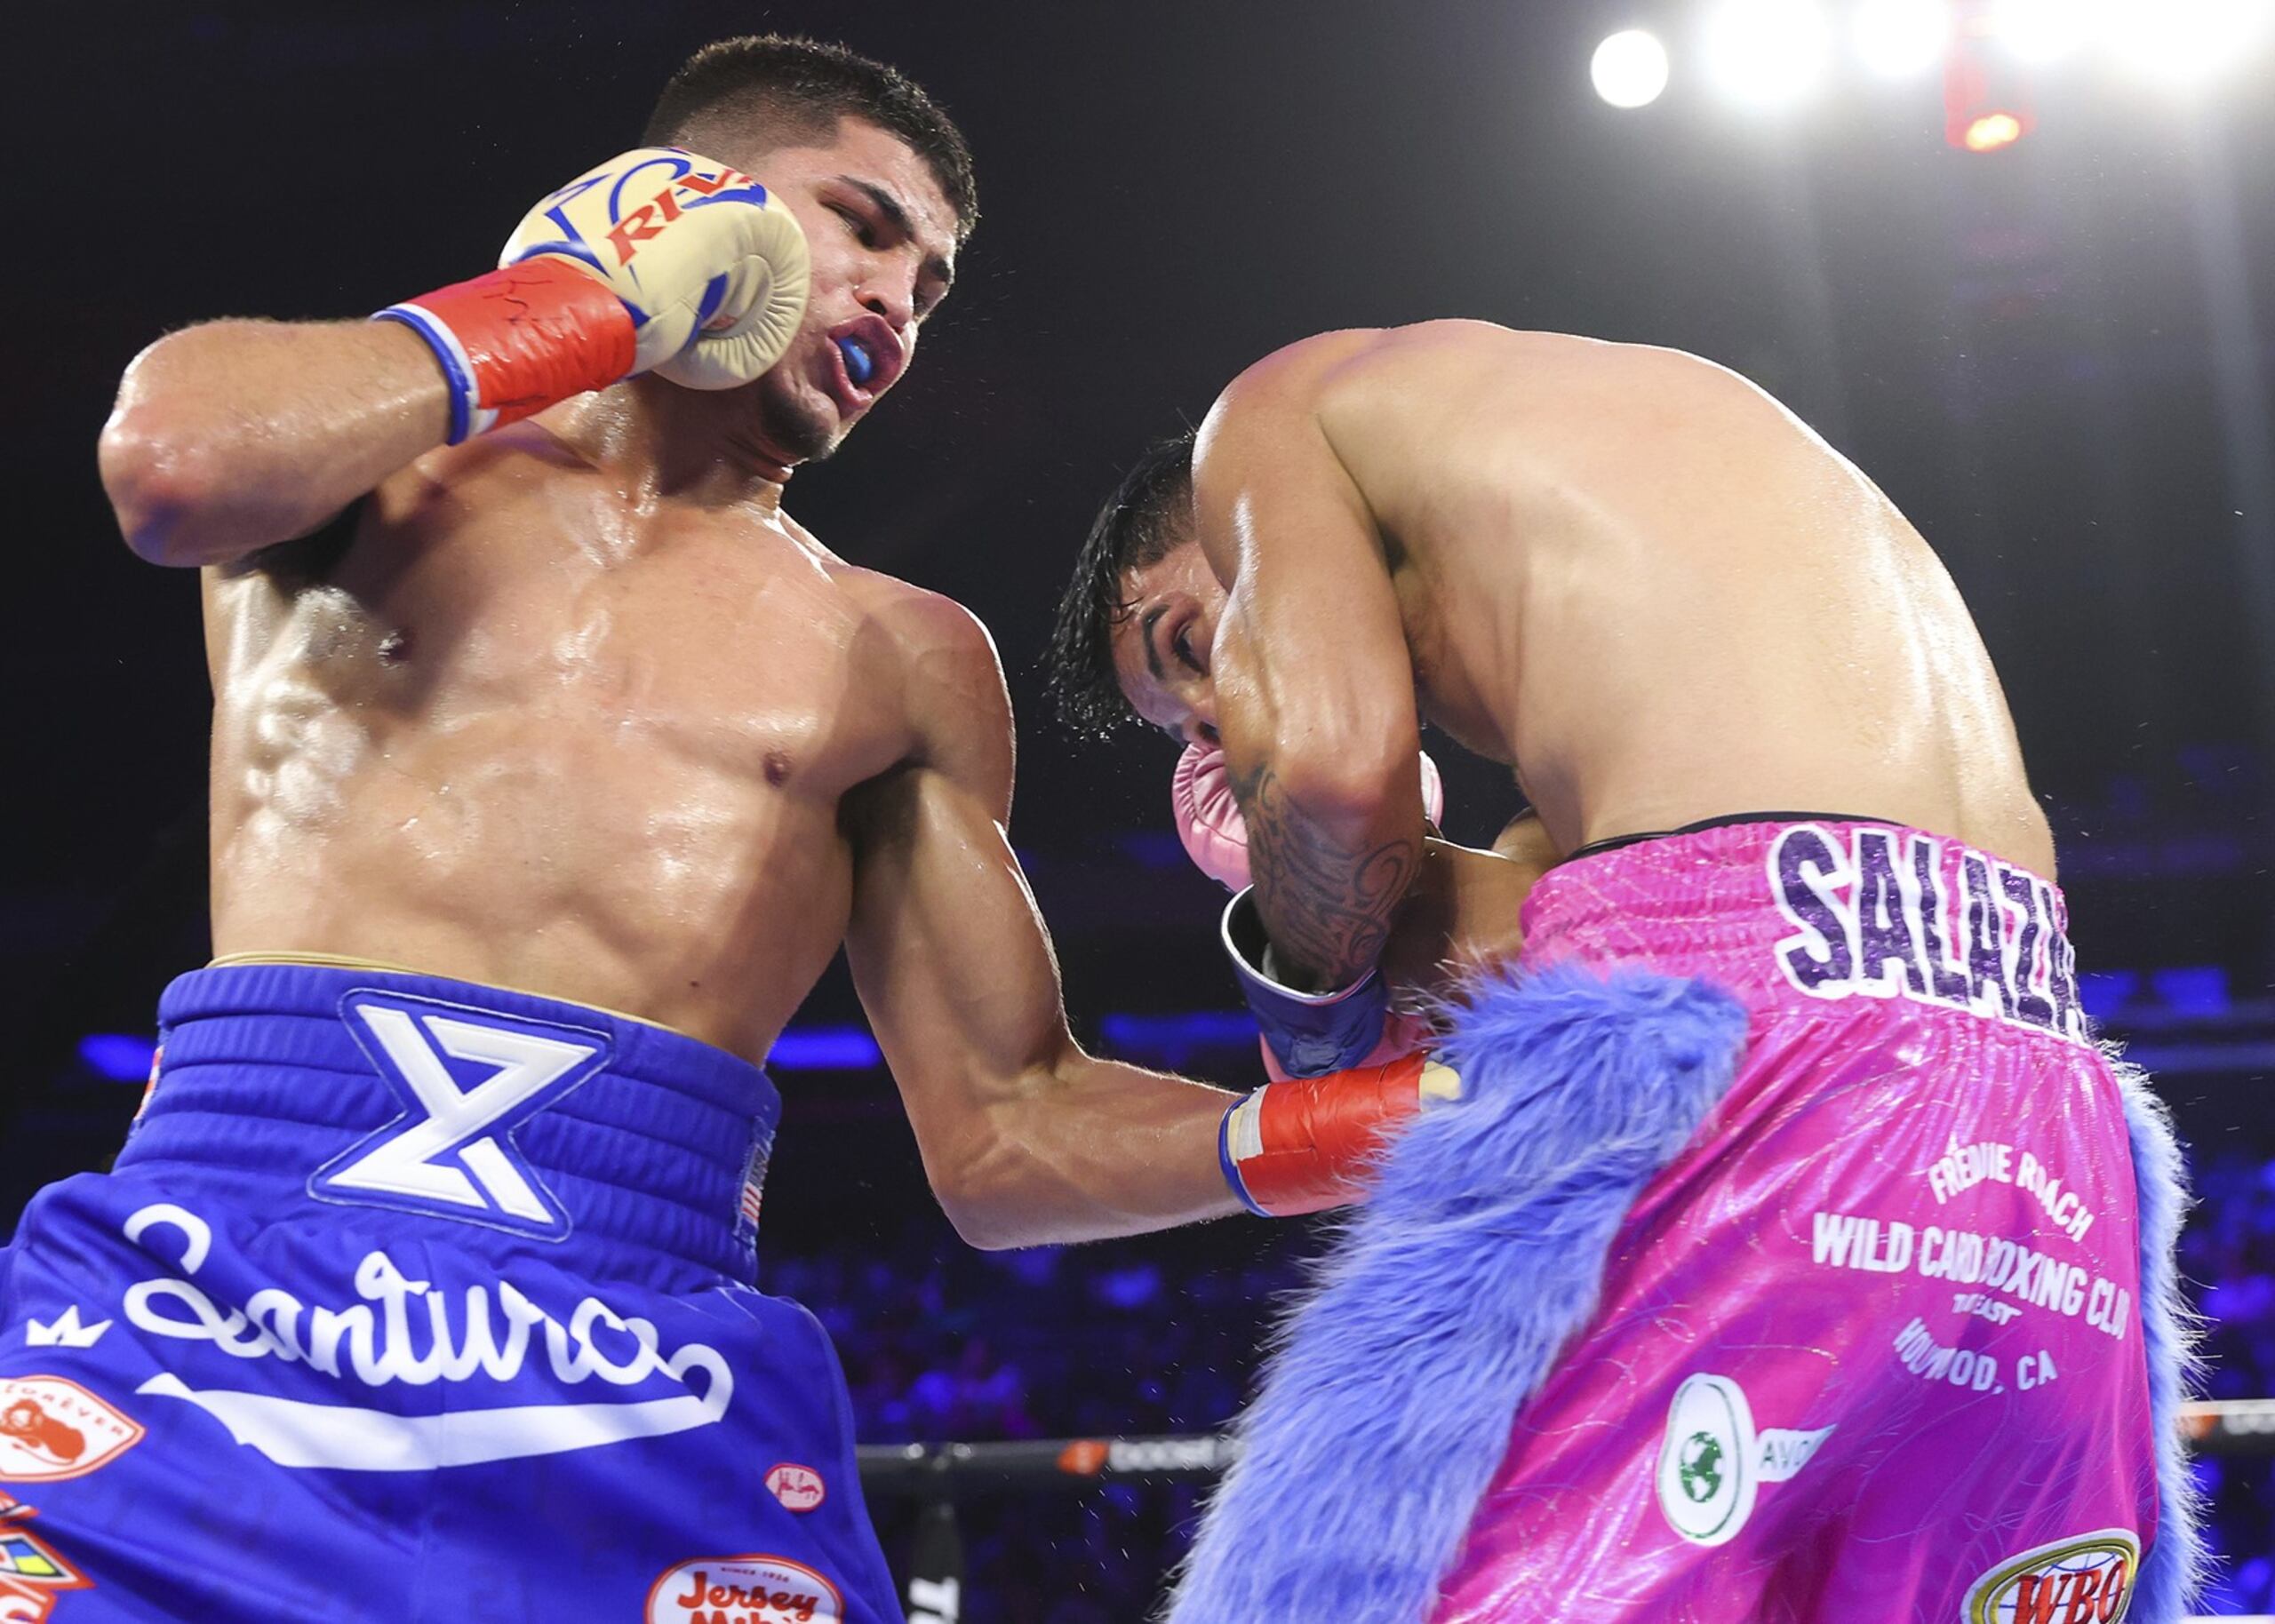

{"left": 0, "top": 1379, "right": 142, "bottom": 1484}
{"left": 763, "top": 1463, "right": 825, "bottom": 1513}
{"left": 647, "top": 1555, "right": 841, "bottom": 1623}
{"left": 0, "top": 1498, "right": 93, "bottom": 1621}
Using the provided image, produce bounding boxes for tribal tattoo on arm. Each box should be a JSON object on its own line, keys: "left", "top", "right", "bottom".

{"left": 1229, "top": 760, "right": 1419, "bottom": 991}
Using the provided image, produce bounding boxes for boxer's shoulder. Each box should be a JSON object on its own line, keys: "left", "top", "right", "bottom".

{"left": 1212, "top": 322, "right": 1579, "bottom": 409}
{"left": 1226, "top": 322, "right": 1751, "bottom": 423}
{"left": 1213, "top": 326, "right": 1388, "bottom": 403}
{"left": 839, "top": 568, "right": 1001, "bottom": 671}
{"left": 1198, "top": 323, "right": 1608, "bottom": 488}
{"left": 1192, "top": 332, "right": 1390, "bottom": 525}
{"left": 836, "top": 569, "right": 1013, "bottom": 800}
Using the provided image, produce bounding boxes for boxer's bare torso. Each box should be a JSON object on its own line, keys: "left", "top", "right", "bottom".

{"left": 104, "top": 107, "right": 1252, "bottom": 1248}
{"left": 1179, "top": 322, "right": 2052, "bottom": 879}
{"left": 205, "top": 411, "right": 976, "bottom": 1064}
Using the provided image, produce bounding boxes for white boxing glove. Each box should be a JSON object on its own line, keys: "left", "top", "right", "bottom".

{"left": 1171, "top": 742, "right": 1447, "bottom": 893}
{"left": 376, "top": 147, "right": 810, "bottom": 442}
{"left": 499, "top": 147, "right": 810, "bottom": 390}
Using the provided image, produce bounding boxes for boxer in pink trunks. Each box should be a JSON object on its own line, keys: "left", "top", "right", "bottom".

{"left": 1048, "top": 323, "right": 2199, "bottom": 1621}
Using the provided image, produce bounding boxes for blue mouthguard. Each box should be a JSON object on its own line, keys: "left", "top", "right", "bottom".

{"left": 838, "top": 338, "right": 874, "bottom": 385}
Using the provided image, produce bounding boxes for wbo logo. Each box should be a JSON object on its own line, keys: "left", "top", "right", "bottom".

{"left": 1655, "top": 1373, "right": 1834, "bottom": 1548}
{"left": 0, "top": 1508, "right": 89, "bottom": 1617}
{"left": 1964, "top": 1529, "right": 2137, "bottom": 1623}
{"left": 310, "top": 991, "right": 612, "bottom": 1239}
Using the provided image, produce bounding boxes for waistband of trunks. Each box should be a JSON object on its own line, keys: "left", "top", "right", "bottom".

{"left": 1562, "top": 808, "right": 1902, "bottom": 863}
{"left": 116, "top": 963, "right": 779, "bottom": 1283}
{"left": 1522, "top": 816, "right": 2087, "bottom": 1045}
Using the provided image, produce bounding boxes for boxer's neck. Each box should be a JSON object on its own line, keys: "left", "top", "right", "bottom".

{"left": 547, "top": 382, "right": 794, "bottom": 514}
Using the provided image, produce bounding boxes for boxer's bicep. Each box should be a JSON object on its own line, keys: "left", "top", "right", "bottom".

{"left": 844, "top": 758, "right": 1074, "bottom": 1126}
{"left": 842, "top": 606, "right": 1065, "bottom": 1176}
{"left": 843, "top": 608, "right": 1237, "bottom": 1246}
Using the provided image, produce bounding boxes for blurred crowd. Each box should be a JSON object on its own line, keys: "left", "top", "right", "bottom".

{"left": 767, "top": 1221, "right": 1297, "bottom": 1620}
{"left": 2183, "top": 1150, "right": 2275, "bottom": 1612}
{"left": 767, "top": 1157, "right": 2275, "bottom": 1620}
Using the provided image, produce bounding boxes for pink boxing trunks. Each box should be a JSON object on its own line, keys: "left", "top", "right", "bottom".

{"left": 1169, "top": 816, "right": 2198, "bottom": 1624}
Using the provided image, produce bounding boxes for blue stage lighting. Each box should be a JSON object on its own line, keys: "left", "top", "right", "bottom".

{"left": 78, "top": 1033, "right": 158, "bottom": 1083}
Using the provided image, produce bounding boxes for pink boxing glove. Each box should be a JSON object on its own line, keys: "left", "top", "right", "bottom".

{"left": 1170, "top": 742, "right": 1254, "bottom": 891}
{"left": 1170, "top": 741, "right": 1446, "bottom": 893}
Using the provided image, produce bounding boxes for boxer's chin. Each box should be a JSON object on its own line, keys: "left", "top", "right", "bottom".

{"left": 752, "top": 367, "right": 843, "bottom": 465}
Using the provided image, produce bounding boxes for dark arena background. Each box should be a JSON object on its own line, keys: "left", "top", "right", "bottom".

{"left": 6, "top": 0, "right": 2275, "bottom": 1617}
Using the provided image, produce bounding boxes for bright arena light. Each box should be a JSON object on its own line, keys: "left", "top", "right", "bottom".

{"left": 1987, "top": 0, "right": 2097, "bottom": 62}
{"left": 1592, "top": 28, "right": 1672, "bottom": 107}
{"left": 1704, "top": 0, "right": 1834, "bottom": 107}
{"left": 1853, "top": 0, "right": 1952, "bottom": 78}
{"left": 1963, "top": 111, "right": 2026, "bottom": 151}
{"left": 2103, "top": 0, "right": 2270, "bottom": 81}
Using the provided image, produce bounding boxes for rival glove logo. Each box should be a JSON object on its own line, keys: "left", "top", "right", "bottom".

{"left": 309, "top": 991, "right": 612, "bottom": 1238}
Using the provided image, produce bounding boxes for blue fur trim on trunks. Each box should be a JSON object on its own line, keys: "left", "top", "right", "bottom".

{"left": 2111, "top": 1056, "right": 2207, "bottom": 1621}
{"left": 1166, "top": 966, "right": 1749, "bottom": 1624}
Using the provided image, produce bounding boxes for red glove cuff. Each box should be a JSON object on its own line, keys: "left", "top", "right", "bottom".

{"left": 1220, "top": 1051, "right": 1459, "bottom": 1217}
{"left": 376, "top": 258, "right": 637, "bottom": 444}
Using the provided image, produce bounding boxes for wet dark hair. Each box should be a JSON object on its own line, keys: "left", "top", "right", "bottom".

{"left": 643, "top": 35, "right": 978, "bottom": 243}
{"left": 1045, "top": 429, "right": 1198, "bottom": 737}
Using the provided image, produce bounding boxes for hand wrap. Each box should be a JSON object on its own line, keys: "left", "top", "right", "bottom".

{"left": 1219, "top": 1050, "right": 1464, "bottom": 1216}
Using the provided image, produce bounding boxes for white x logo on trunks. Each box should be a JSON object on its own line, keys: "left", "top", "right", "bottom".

{"left": 309, "top": 992, "right": 612, "bottom": 1238}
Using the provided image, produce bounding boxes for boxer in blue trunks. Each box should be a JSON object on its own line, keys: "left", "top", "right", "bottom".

{"left": 5, "top": 36, "right": 1455, "bottom": 1624}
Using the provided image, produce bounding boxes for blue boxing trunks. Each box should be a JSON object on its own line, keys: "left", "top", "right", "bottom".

{"left": 0, "top": 962, "right": 901, "bottom": 1624}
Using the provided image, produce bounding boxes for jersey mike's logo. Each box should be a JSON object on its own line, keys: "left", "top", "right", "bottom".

{"left": 648, "top": 1556, "right": 842, "bottom": 1624}
{"left": 309, "top": 991, "right": 613, "bottom": 1239}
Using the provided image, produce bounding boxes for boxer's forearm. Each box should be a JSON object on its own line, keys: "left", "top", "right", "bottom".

{"left": 845, "top": 657, "right": 1253, "bottom": 1250}
{"left": 939, "top": 1055, "right": 1244, "bottom": 1249}
{"left": 100, "top": 319, "right": 451, "bottom": 567}
{"left": 1230, "top": 753, "right": 1425, "bottom": 992}
{"left": 1194, "top": 349, "right": 1427, "bottom": 990}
